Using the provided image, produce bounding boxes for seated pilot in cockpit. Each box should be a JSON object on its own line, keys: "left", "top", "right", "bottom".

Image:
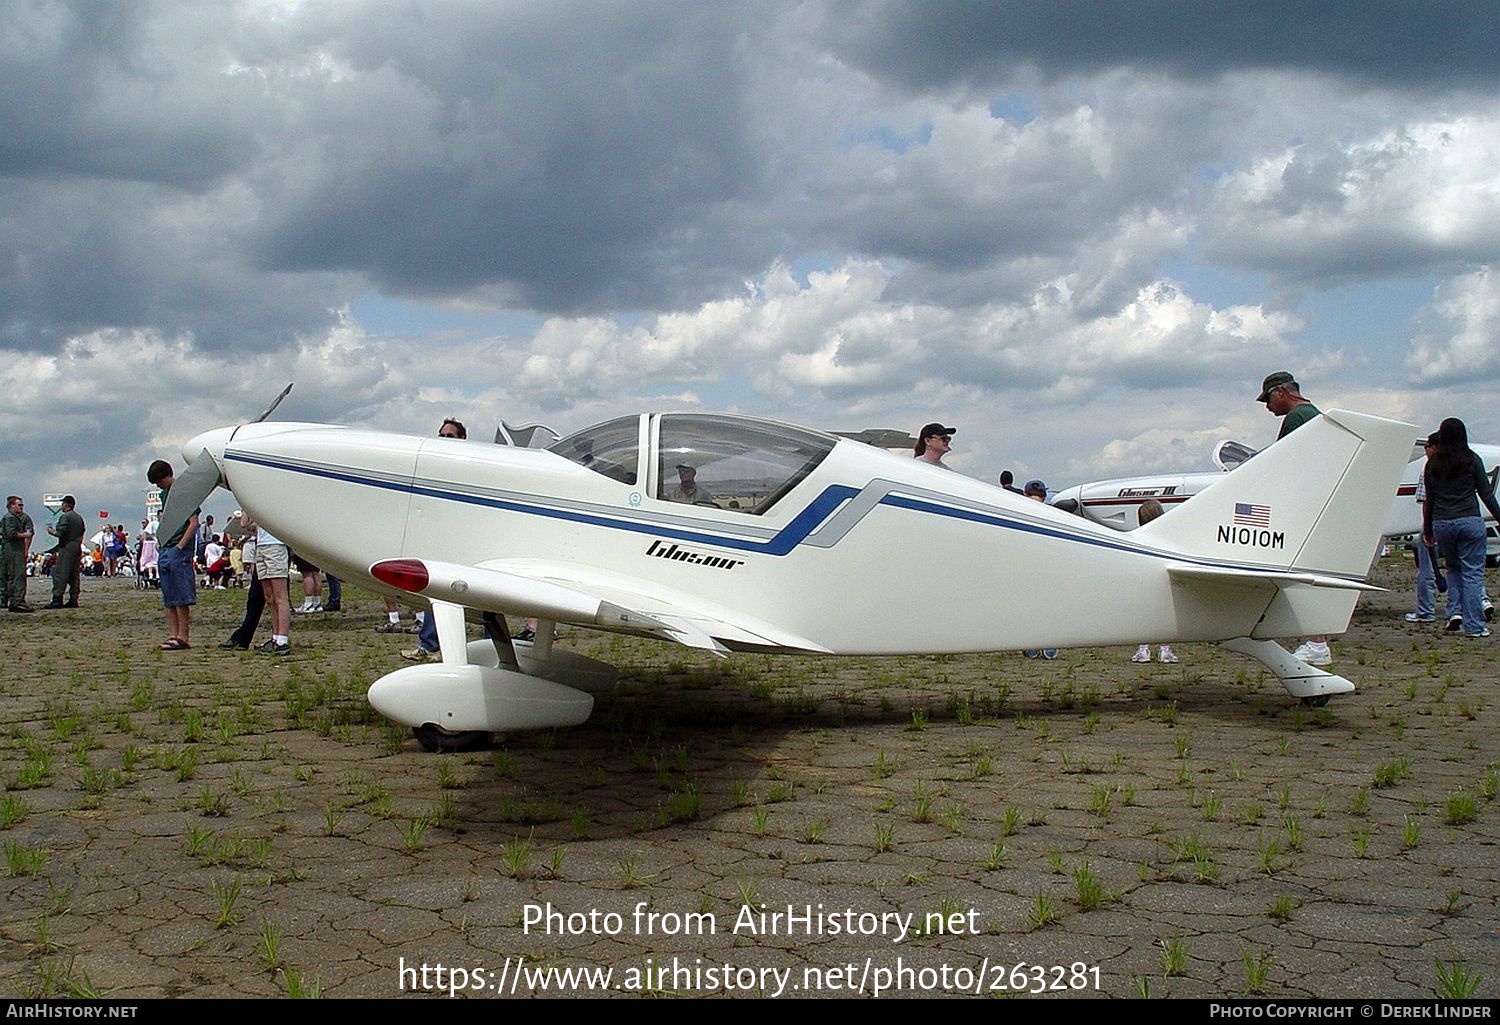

{"left": 665, "top": 464, "right": 717, "bottom": 506}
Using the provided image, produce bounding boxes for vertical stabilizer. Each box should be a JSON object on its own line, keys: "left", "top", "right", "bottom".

{"left": 1138, "top": 409, "right": 1416, "bottom": 578}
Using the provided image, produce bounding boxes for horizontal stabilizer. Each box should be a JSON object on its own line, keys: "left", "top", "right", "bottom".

{"left": 1168, "top": 565, "right": 1383, "bottom": 593}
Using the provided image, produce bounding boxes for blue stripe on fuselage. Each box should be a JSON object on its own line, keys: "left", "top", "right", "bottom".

{"left": 225, "top": 450, "right": 1325, "bottom": 576}
{"left": 227, "top": 448, "right": 857, "bottom": 555}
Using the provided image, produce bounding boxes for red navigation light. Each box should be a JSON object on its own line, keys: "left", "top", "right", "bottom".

{"left": 370, "top": 559, "right": 430, "bottom": 593}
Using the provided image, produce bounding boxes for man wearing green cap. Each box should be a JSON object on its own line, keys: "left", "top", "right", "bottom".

{"left": 1259, "top": 371, "right": 1330, "bottom": 664}
{"left": 1258, "top": 371, "right": 1320, "bottom": 441}
{"left": 44, "top": 495, "right": 85, "bottom": 608}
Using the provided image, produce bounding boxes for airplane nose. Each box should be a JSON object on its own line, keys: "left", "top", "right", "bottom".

{"left": 182, "top": 426, "right": 236, "bottom": 467}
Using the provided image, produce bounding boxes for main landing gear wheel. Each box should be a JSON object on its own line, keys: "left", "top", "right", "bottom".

{"left": 1300, "top": 695, "right": 1332, "bottom": 708}
{"left": 412, "top": 723, "right": 491, "bottom": 753}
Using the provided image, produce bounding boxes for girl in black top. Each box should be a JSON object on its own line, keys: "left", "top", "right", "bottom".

{"left": 1422, "top": 417, "right": 1500, "bottom": 637}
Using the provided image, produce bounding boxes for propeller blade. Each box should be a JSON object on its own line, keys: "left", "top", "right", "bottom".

{"left": 157, "top": 449, "right": 223, "bottom": 543}
{"left": 252, "top": 382, "right": 294, "bottom": 424}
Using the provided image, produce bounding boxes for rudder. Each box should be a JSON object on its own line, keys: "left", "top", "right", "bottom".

{"left": 1138, "top": 409, "right": 1416, "bottom": 579}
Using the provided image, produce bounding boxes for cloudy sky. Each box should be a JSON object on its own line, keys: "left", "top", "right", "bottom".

{"left": 5, "top": 0, "right": 1499, "bottom": 529}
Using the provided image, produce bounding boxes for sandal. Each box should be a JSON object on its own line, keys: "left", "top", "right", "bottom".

{"left": 161, "top": 638, "right": 191, "bottom": 650}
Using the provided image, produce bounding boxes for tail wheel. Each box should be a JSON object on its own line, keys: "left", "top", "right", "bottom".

{"left": 412, "top": 723, "right": 491, "bottom": 753}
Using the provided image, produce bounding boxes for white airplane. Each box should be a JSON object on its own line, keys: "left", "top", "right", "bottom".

{"left": 1053, "top": 439, "right": 1500, "bottom": 565}
{"left": 160, "top": 405, "right": 1414, "bottom": 749}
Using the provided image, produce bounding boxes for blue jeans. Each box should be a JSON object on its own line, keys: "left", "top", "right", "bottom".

{"left": 417, "top": 610, "right": 438, "bottom": 653}
{"left": 1434, "top": 517, "right": 1487, "bottom": 635}
{"left": 1414, "top": 539, "right": 1436, "bottom": 618}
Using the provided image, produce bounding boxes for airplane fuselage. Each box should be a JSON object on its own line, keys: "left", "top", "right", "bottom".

{"left": 214, "top": 410, "right": 1407, "bottom": 656}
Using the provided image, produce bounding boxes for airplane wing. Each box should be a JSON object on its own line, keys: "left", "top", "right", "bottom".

{"left": 370, "top": 557, "right": 833, "bottom": 656}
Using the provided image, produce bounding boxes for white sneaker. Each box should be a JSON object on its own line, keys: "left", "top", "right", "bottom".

{"left": 1131, "top": 645, "right": 1151, "bottom": 663}
{"left": 1291, "top": 641, "right": 1332, "bottom": 666}
{"left": 1157, "top": 646, "right": 1178, "bottom": 664}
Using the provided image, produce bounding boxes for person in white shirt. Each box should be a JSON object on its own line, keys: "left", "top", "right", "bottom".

{"left": 243, "top": 515, "right": 292, "bottom": 656}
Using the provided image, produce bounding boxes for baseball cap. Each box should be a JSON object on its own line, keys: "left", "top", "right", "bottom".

{"left": 1257, "top": 371, "right": 1295, "bottom": 402}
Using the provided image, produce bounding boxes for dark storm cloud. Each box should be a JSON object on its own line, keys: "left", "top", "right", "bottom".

{"left": 0, "top": 1, "right": 259, "bottom": 187}
{"left": 3, "top": 0, "right": 1496, "bottom": 367}
{"left": 0, "top": 177, "right": 353, "bottom": 352}
{"left": 820, "top": 1, "right": 1500, "bottom": 92}
{"left": 244, "top": 2, "right": 769, "bottom": 313}
{"left": 0, "top": 0, "right": 341, "bottom": 351}
{"left": 2, "top": 1, "right": 778, "bottom": 350}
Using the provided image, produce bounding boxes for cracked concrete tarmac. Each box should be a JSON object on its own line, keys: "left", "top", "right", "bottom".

{"left": 0, "top": 555, "right": 1495, "bottom": 998}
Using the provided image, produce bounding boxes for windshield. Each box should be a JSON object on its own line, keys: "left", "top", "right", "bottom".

{"left": 549, "top": 416, "right": 640, "bottom": 485}
{"left": 657, "top": 414, "right": 835, "bottom": 514}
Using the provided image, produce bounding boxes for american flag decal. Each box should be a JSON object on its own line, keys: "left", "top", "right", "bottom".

{"left": 1234, "top": 502, "right": 1270, "bottom": 527}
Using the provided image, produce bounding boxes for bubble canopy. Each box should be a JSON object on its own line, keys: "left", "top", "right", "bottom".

{"left": 549, "top": 414, "right": 837, "bottom": 515}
